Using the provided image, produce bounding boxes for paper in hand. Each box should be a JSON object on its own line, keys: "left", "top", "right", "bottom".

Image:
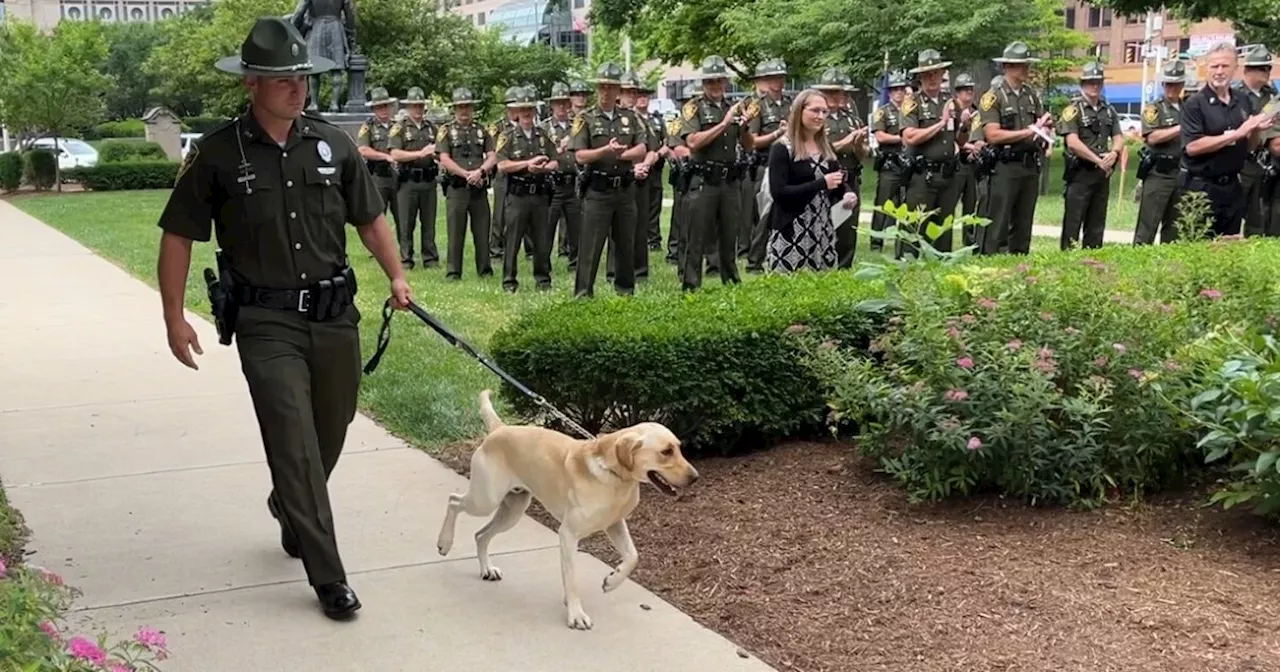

{"left": 831, "top": 201, "right": 854, "bottom": 228}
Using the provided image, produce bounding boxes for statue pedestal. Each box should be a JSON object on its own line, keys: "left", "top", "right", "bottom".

{"left": 318, "top": 112, "right": 368, "bottom": 142}
{"left": 343, "top": 54, "right": 370, "bottom": 114}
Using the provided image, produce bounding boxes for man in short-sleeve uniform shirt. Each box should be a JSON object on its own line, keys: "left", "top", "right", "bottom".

{"left": 155, "top": 17, "right": 412, "bottom": 621}
{"left": 870, "top": 72, "right": 909, "bottom": 252}
{"left": 387, "top": 86, "right": 439, "bottom": 269}
{"left": 495, "top": 88, "right": 559, "bottom": 292}
{"left": 901, "top": 49, "right": 963, "bottom": 257}
{"left": 1180, "top": 42, "right": 1276, "bottom": 238}
{"left": 1232, "top": 45, "right": 1277, "bottom": 236}
{"left": 1056, "top": 61, "right": 1124, "bottom": 251}
{"left": 1134, "top": 60, "right": 1187, "bottom": 245}
{"left": 436, "top": 87, "right": 498, "bottom": 279}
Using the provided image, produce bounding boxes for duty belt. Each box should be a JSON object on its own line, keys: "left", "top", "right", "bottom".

{"left": 507, "top": 176, "right": 547, "bottom": 196}
{"left": 235, "top": 266, "right": 358, "bottom": 322}
{"left": 588, "top": 173, "right": 633, "bottom": 191}
{"left": 367, "top": 160, "right": 394, "bottom": 178}
{"left": 1151, "top": 155, "right": 1179, "bottom": 174}
{"left": 694, "top": 161, "right": 741, "bottom": 184}
{"left": 402, "top": 165, "right": 438, "bottom": 182}
{"left": 913, "top": 157, "right": 958, "bottom": 177}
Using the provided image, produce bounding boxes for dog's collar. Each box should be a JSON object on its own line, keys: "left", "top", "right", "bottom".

{"left": 587, "top": 455, "right": 628, "bottom": 483}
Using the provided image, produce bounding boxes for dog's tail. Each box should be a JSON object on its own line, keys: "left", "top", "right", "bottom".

{"left": 479, "top": 389, "right": 504, "bottom": 433}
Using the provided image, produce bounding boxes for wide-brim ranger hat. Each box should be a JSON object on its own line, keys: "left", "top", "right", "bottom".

{"left": 401, "top": 86, "right": 428, "bottom": 105}
{"left": 593, "top": 62, "right": 625, "bottom": 85}
{"left": 813, "top": 67, "right": 850, "bottom": 91}
{"left": 1242, "top": 44, "right": 1275, "bottom": 68}
{"left": 908, "top": 49, "right": 952, "bottom": 75}
{"left": 506, "top": 88, "right": 538, "bottom": 108}
{"left": 365, "top": 86, "right": 397, "bottom": 107}
{"left": 1159, "top": 59, "right": 1187, "bottom": 84}
{"left": 993, "top": 40, "right": 1042, "bottom": 64}
{"left": 1079, "top": 60, "right": 1106, "bottom": 82}
{"left": 215, "top": 17, "right": 336, "bottom": 76}
{"left": 698, "top": 55, "right": 731, "bottom": 81}
{"left": 449, "top": 86, "right": 480, "bottom": 106}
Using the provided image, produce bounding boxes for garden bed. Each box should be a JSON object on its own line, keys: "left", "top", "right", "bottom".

{"left": 436, "top": 440, "right": 1280, "bottom": 672}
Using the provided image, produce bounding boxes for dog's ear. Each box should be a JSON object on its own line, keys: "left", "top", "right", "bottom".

{"left": 614, "top": 434, "right": 641, "bottom": 472}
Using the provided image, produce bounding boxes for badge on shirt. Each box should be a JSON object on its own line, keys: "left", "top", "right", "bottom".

{"left": 317, "top": 140, "right": 332, "bottom": 164}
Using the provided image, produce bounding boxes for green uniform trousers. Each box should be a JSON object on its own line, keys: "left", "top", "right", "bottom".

{"left": 238, "top": 305, "right": 360, "bottom": 588}
{"left": 980, "top": 160, "right": 1040, "bottom": 255}
{"left": 490, "top": 174, "right": 506, "bottom": 258}
{"left": 1241, "top": 163, "right": 1267, "bottom": 237}
{"left": 396, "top": 177, "right": 438, "bottom": 266}
{"left": 835, "top": 176, "right": 861, "bottom": 269}
{"left": 548, "top": 178, "right": 580, "bottom": 268}
{"left": 900, "top": 168, "right": 960, "bottom": 258}
{"left": 445, "top": 183, "right": 493, "bottom": 279}
{"left": 681, "top": 179, "right": 742, "bottom": 291}
{"left": 502, "top": 191, "right": 552, "bottom": 291}
{"left": 607, "top": 175, "right": 653, "bottom": 280}
{"left": 647, "top": 173, "right": 664, "bottom": 249}
{"left": 738, "top": 168, "right": 759, "bottom": 258}
{"left": 869, "top": 163, "right": 906, "bottom": 252}
{"left": 1134, "top": 169, "right": 1181, "bottom": 245}
{"left": 373, "top": 175, "right": 400, "bottom": 230}
{"left": 745, "top": 169, "right": 770, "bottom": 271}
{"left": 668, "top": 187, "right": 686, "bottom": 265}
{"left": 1061, "top": 167, "right": 1110, "bottom": 250}
{"left": 575, "top": 184, "right": 637, "bottom": 298}
{"left": 956, "top": 163, "right": 978, "bottom": 247}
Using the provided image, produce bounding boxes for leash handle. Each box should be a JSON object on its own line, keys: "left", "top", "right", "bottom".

{"left": 362, "top": 298, "right": 596, "bottom": 440}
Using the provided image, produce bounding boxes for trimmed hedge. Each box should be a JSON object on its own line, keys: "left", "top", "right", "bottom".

{"left": 488, "top": 271, "right": 891, "bottom": 455}
{"left": 66, "top": 161, "right": 179, "bottom": 191}
{"left": 85, "top": 119, "right": 146, "bottom": 140}
{"left": 22, "top": 150, "right": 56, "bottom": 190}
{"left": 0, "top": 153, "right": 22, "bottom": 192}
{"left": 98, "top": 139, "right": 168, "bottom": 163}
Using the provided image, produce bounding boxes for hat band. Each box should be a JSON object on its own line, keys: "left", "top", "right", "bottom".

{"left": 243, "top": 60, "right": 315, "bottom": 72}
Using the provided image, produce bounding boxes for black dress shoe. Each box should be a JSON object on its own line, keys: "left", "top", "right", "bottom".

{"left": 266, "top": 496, "right": 301, "bottom": 559}
{"left": 315, "top": 582, "right": 361, "bottom": 620}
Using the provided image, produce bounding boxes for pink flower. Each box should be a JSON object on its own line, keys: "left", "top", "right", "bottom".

{"left": 1026, "top": 275, "right": 1039, "bottom": 285}
{"left": 945, "top": 388, "right": 969, "bottom": 402}
{"left": 1064, "top": 327, "right": 1081, "bottom": 336}
{"left": 1129, "top": 368, "right": 1145, "bottom": 381}
{"left": 68, "top": 637, "right": 107, "bottom": 666}
{"left": 961, "top": 314, "right": 977, "bottom": 324}
{"left": 1199, "top": 288, "right": 1223, "bottom": 301}
{"left": 39, "top": 621, "right": 59, "bottom": 640}
{"left": 966, "top": 436, "right": 983, "bottom": 451}
{"left": 956, "top": 356, "right": 975, "bottom": 370}
{"left": 1112, "top": 343, "right": 1127, "bottom": 355}
{"left": 1033, "top": 358, "right": 1057, "bottom": 375}
{"left": 110, "top": 665, "right": 133, "bottom": 672}
{"left": 134, "top": 627, "right": 167, "bottom": 651}
{"left": 1093, "top": 355, "right": 1108, "bottom": 368}
{"left": 1163, "top": 360, "right": 1181, "bottom": 372}
{"left": 1006, "top": 339, "right": 1023, "bottom": 352}
{"left": 0, "top": 557, "right": 6, "bottom": 578}
{"left": 977, "top": 297, "right": 998, "bottom": 310}
{"left": 1037, "top": 347, "right": 1055, "bottom": 359}
{"left": 946, "top": 325, "right": 962, "bottom": 340}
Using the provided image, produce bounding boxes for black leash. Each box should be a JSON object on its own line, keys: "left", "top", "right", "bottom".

{"left": 363, "top": 298, "right": 596, "bottom": 440}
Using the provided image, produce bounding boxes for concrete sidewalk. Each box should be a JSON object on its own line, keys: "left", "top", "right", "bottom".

{"left": 0, "top": 201, "right": 773, "bottom": 672}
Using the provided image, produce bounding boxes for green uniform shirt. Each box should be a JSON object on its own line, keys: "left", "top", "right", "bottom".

{"left": 638, "top": 110, "right": 664, "bottom": 153}
{"left": 1057, "top": 96, "right": 1120, "bottom": 157}
{"left": 356, "top": 116, "right": 394, "bottom": 154}
{"left": 569, "top": 105, "right": 647, "bottom": 175}
{"left": 978, "top": 82, "right": 1045, "bottom": 153}
{"left": 436, "top": 121, "right": 494, "bottom": 171}
{"left": 540, "top": 116, "right": 578, "bottom": 174}
{"left": 387, "top": 116, "right": 438, "bottom": 169}
{"left": 679, "top": 96, "right": 743, "bottom": 163}
{"left": 1234, "top": 83, "right": 1277, "bottom": 116}
{"left": 1141, "top": 98, "right": 1183, "bottom": 157}
{"left": 157, "top": 110, "right": 383, "bottom": 290}
{"left": 665, "top": 117, "right": 685, "bottom": 149}
{"left": 746, "top": 93, "right": 792, "bottom": 157}
{"left": 872, "top": 101, "right": 905, "bottom": 154}
{"left": 901, "top": 92, "right": 958, "bottom": 161}
{"left": 496, "top": 123, "right": 557, "bottom": 167}
{"left": 826, "top": 106, "right": 863, "bottom": 174}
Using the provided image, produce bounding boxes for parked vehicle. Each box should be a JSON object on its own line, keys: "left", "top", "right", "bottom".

{"left": 25, "top": 137, "right": 99, "bottom": 170}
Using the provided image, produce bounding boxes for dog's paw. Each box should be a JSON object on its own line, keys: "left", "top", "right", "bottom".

{"left": 602, "top": 570, "right": 627, "bottom": 593}
{"left": 436, "top": 537, "right": 453, "bottom": 556}
{"left": 481, "top": 566, "right": 503, "bottom": 581}
{"left": 566, "top": 607, "right": 593, "bottom": 631}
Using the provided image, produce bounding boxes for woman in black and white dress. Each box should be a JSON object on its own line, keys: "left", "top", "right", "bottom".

{"left": 765, "top": 88, "right": 859, "bottom": 273}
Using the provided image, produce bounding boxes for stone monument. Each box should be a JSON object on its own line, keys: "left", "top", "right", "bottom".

{"left": 141, "top": 106, "right": 182, "bottom": 160}
{"left": 286, "top": 0, "right": 370, "bottom": 139}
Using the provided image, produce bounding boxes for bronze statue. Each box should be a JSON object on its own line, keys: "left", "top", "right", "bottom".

{"left": 288, "top": 0, "right": 357, "bottom": 112}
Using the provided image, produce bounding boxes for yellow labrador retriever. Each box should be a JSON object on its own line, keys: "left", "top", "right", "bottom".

{"left": 436, "top": 390, "right": 699, "bottom": 630}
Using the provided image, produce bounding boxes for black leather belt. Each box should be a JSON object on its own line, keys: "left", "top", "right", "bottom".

{"left": 589, "top": 173, "right": 633, "bottom": 190}
{"left": 235, "top": 267, "right": 357, "bottom": 322}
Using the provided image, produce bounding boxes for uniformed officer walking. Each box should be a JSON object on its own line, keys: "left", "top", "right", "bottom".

{"left": 870, "top": 71, "right": 909, "bottom": 252}
{"left": 814, "top": 68, "right": 869, "bottom": 267}
{"left": 570, "top": 62, "right": 649, "bottom": 298}
{"left": 157, "top": 16, "right": 412, "bottom": 620}
{"left": 1234, "top": 45, "right": 1277, "bottom": 237}
{"left": 1134, "top": 60, "right": 1188, "bottom": 245}
{"left": 542, "top": 82, "right": 581, "bottom": 268}
{"left": 1057, "top": 61, "right": 1124, "bottom": 250}
{"left": 496, "top": 88, "right": 558, "bottom": 292}
{"left": 901, "top": 49, "right": 963, "bottom": 257}
{"left": 388, "top": 86, "right": 439, "bottom": 269}
{"left": 743, "top": 58, "right": 793, "bottom": 272}
{"left": 679, "top": 55, "right": 749, "bottom": 291}
{"left": 357, "top": 86, "right": 401, "bottom": 235}
{"left": 979, "top": 41, "right": 1053, "bottom": 255}
{"left": 436, "top": 87, "right": 497, "bottom": 279}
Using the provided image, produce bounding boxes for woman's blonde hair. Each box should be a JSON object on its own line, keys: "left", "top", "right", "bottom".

{"left": 784, "top": 88, "right": 837, "bottom": 163}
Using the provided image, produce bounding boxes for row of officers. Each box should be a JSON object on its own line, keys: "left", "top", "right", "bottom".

{"left": 353, "top": 41, "right": 1280, "bottom": 297}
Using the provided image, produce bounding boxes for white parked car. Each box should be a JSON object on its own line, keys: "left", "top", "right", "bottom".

{"left": 1117, "top": 113, "right": 1143, "bottom": 135}
{"left": 26, "top": 137, "right": 99, "bottom": 170}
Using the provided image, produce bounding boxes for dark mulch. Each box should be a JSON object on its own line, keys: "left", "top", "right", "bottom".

{"left": 435, "top": 439, "right": 1280, "bottom": 672}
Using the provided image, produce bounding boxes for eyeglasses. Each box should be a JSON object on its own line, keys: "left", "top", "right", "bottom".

{"left": 805, "top": 106, "right": 831, "bottom": 116}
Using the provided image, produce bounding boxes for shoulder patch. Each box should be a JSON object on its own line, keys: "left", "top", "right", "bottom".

{"left": 873, "top": 108, "right": 885, "bottom": 123}
{"left": 1061, "top": 104, "right": 1078, "bottom": 122}
{"left": 979, "top": 91, "right": 996, "bottom": 112}
{"left": 389, "top": 123, "right": 401, "bottom": 138}
{"left": 571, "top": 113, "right": 586, "bottom": 136}
{"left": 495, "top": 132, "right": 508, "bottom": 153}
{"left": 745, "top": 99, "right": 760, "bottom": 120}
{"left": 901, "top": 98, "right": 917, "bottom": 117}
{"left": 666, "top": 119, "right": 682, "bottom": 136}
{"left": 175, "top": 140, "right": 199, "bottom": 184}
{"left": 970, "top": 114, "right": 981, "bottom": 133}
{"left": 436, "top": 125, "right": 448, "bottom": 143}
{"left": 357, "top": 123, "right": 370, "bottom": 138}
{"left": 1143, "top": 104, "right": 1158, "bottom": 124}
{"left": 682, "top": 99, "right": 698, "bottom": 121}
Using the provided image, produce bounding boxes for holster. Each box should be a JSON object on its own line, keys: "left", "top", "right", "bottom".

{"left": 203, "top": 249, "right": 239, "bottom": 346}
{"left": 1135, "top": 148, "right": 1155, "bottom": 181}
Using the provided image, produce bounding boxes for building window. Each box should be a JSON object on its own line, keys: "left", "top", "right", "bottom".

{"left": 477, "top": 12, "right": 485, "bottom": 24}
{"left": 1064, "top": 8, "right": 1075, "bottom": 29}
{"left": 1088, "top": 7, "right": 1100, "bottom": 28}
{"left": 1124, "top": 41, "right": 1142, "bottom": 64}
{"left": 1178, "top": 37, "right": 1190, "bottom": 56}
{"left": 1101, "top": 8, "right": 1112, "bottom": 26}
{"left": 573, "top": 0, "right": 583, "bottom": 8}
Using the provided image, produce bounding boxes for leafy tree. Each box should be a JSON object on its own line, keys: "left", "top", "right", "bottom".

{"left": 101, "top": 22, "right": 168, "bottom": 119}
{"left": 1086, "top": 0, "right": 1280, "bottom": 51}
{"left": 586, "top": 24, "right": 666, "bottom": 86}
{"left": 355, "top": 0, "right": 475, "bottom": 102}
{"left": 0, "top": 19, "right": 113, "bottom": 190}
{"left": 450, "top": 28, "right": 580, "bottom": 120}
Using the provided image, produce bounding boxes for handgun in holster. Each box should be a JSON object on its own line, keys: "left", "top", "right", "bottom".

{"left": 1135, "top": 148, "right": 1155, "bottom": 181}
{"left": 203, "top": 249, "right": 239, "bottom": 346}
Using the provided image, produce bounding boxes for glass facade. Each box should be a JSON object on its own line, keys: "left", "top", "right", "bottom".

{"left": 486, "top": 0, "right": 587, "bottom": 60}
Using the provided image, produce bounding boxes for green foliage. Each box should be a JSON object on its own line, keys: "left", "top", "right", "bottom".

{"left": 101, "top": 22, "right": 169, "bottom": 119}
{"left": 96, "top": 140, "right": 167, "bottom": 163}
{"left": 488, "top": 272, "right": 890, "bottom": 455}
{"left": 85, "top": 120, "right": 146, "bottom": 140}
{"left": 22, "top": 151, "right": 57, "bottom": 191}
{"left": 0, "top": 153, "right": 23, "bottom": 192}
{"left": 805, "top": 239, "right": 1280, "bottom": 508}
{"left": 0, "top": 20, "right": 113, "bottom": 145}
{"left": 66, "top": 161, "right": 181, "bottom": 191}
{"left": 1174, "top": 189, "right": 1215, "bottom": 242}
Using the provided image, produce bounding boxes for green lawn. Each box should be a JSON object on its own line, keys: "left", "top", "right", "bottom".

{"left": 13, "top": 188, "right": 1063, "bottom": 453}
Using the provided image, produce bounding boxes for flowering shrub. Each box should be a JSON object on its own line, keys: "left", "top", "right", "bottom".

{"left": 803, "top": 238, "right": 1280, "bottom": 508}
{"left": 0, "top": 557, "right": 170, "bottom": 671}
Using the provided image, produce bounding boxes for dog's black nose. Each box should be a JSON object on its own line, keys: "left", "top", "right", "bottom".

{"left": 688, "top": 469, "right": 700, "bottom": 484}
